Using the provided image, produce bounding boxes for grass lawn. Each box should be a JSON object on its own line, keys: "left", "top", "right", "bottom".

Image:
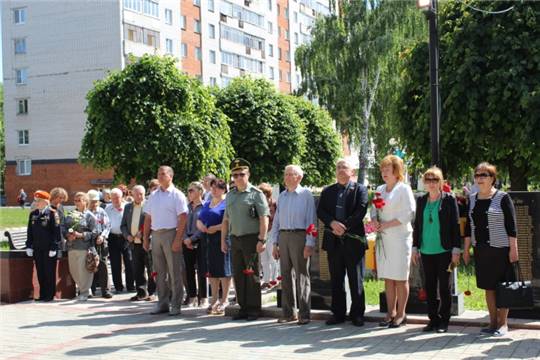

{"left": 365, "top": 263, "right": 486, "bottom": 311}
{"left": 0, "top": 207, "right": 31, "bottom": 229}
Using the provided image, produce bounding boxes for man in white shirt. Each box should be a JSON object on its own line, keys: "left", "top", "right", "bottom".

{"left": 105, "top": 188, "right": 134, "bottom": 293}
{"left": 143, "top": 166, "right": 188, "bottom": 315}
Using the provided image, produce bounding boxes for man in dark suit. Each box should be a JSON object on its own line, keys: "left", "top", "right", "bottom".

{"left": 317, "top": 159, "right": 369, "bottom": 326}
{"left": 121, "top": 185, "right": 155, "bottom": 301}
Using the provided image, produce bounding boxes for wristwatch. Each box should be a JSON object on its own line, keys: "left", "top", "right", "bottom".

{"left": 258, "top": 236, "right": 266, "bottom": 244}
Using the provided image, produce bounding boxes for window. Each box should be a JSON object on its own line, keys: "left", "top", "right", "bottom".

{"left": 195, "top": 47, "right": 202, "bottom": 60}
{"left": 294, "top": 11, "right": 298, "bottom": 23}
{"left": 209, "top": 77, "right": 217, "bottom": 86}
{"left": 18, "top": 130, "right": 29, "bottom": 145}
{"left": 285, "top": 8, "right": 289, "bottom": 19}
{"left": 209, "top": 24, "right": 215, "bottom": 39}
{"left": 208, "top": 0, "right": 215, "bottom": 12}
{"left": 180, "top": 16, "right": 186, "bottom": 30}
{"left": 181, "top": 43, "right": 187, "bottom": 57}
{"left": 166, "top": 38, "right": 173, "bottom": 54}
{"left": 220, "top": 1, "right": 264, "bottom": 28}
{"left": 124, "top": 0, "right": 142, "bottom": 12}
{"left": 194, "top": 20, "right": 201, "bottom": 33}
{"left": 279, "top": 70, "right": 283, "bottom": 81}
{"left": 294, "top": 32, "right": 299, "bottom": 45}
{"left": 268, "top": 44, "right": 273, "bottom": 57}
{"left": 16, "top": 69, "right": 28, "bottom": 85}
{"left": 13, "top": 8, "right": 26, "bottom": 24}
{"left": 142, "top": 0, "right": 159, "bottom": 17}
{"left": 286, "top": 51, "right": 290, "bottom": 61}
{"left": 210, "top": 50, "right": 216, "bottom": 64}
{"left": 285, "top": 30, "right": 290, "bottom": 40}
{"left": 269, "top": 66, "right": 274, "bottom": 80}
{"left": 193, "top": 0, "right": 201, "bottom": 6}
{"left": 267, "top": 21, "right": 273, "bottom": 34}
{"left": 278, "top": 48, "right": 282, "bottom": 60}
{"left": 16, "top": 158, "right": 31, "bottom": 176}
{"left": 287, "top": 72, "right": 291, "bottom": 82}
{"left": 268, "top": 0, "right": 272, "bottom": 11}
{"left": 220, "top": 24, "right": 265, "bottom": 50}
{"left": 278, "top": 27, "right": 281, "bottom": 37}
{"left": 165, "top": 9, "right": 173, "bottom": 25}
{"left": 17, "top": 99, "right": 28, "bottom": 115}
{"left": 277, "top": 4, "right": 280, "bottom": 15}
{"left": 143, "top": 29, "right": 159, "bottom": 47}
{"left": 14, "top": 38, "right": 26, "bottom": 54}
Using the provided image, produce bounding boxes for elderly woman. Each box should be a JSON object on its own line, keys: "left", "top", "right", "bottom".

{"left": 258, "top": 183, "right": 279, "bottom": 290}
{"left": 197, "top": 179, "right": 232, "bottom": 315}
{"left": 183, "top": 181, "right": 207, "bottom": 307}
{"left": 412, "top": 167, "right": 461, "bottom": 333}
{"left": 464, "top": 162, "right": 518, "bottom": 336}
{"left": 64, "top": 192, "right": 99, "bottom": 301}
{"left": 372, "top": 155, "right": 416, "bottom": 328}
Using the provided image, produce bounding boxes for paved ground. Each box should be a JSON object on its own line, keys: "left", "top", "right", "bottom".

{"left": 1, "top": 294, "right": 539, "bottom": 360}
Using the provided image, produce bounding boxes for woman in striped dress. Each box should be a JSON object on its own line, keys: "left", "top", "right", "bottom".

{"left": 463, "top": 162, "right": 518, "bottom": 337}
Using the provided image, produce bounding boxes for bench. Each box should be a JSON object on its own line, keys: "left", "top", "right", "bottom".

{"left": 4, "top": 229, "right": 27, "bottom": 250}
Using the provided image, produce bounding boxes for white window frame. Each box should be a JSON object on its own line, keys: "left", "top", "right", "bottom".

{"left": 17, "top": 99, "right": 28, "bottom": 115}
{"left": 13, "top": 8, "right": 26, "bottom": 24}
{"left": 193, "top": 0, "right": 201, "bottom": 6}
{"left": 14, "top": 38, "right": 26, "bottom": 54}
{"left": 208, "top": 0, "right": 215, "bottom": 12}
{"left": 18, "top": 130, "right": 29, "bottom": 145}
{"left": 180, "top": 16, "right": 186, "bottom": 30}
{"left": 194, "top": 20, "right": 201, "bottom": 33}
{"left": 164, "top": 8, "right": 173, "bottom": 25}
{"left": 210, "top": 50, "right": 216, "bottom": 64}
{"left": 16, "top": 158, "right": 32, "bottom": 176}
{"left": 209, "top": 77, "right": 217, "bottom": 86}
{"left": 195, "top": 47, "right": 202, "bottom": 61}
{"left": 16, "top": 68, "right": 28, "bottom": 85}
{"left": 181, "top": 43, "right": 188, "bottom": 58}
{"left": 165, "top": 38, "right": 173, "bottom": 54}
{"left": 209, "top": 24, "right": 216, "bottom": 39}
{"left": 268, "top": 44, "right": 273, "bottom": 57}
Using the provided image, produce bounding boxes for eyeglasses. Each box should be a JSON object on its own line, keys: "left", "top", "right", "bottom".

{"left": 232, "top": 173, "right": 247, "bottom": 179}
{"left": 474, "top": 173, "right": 492, "bottom": 178}
{"left": 424, "top": 178, "right": 440, "bottom": 183}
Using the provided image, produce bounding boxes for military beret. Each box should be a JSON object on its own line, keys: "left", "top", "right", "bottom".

{"left": 34, "top": 190, "right": 50, "bottom": 200}
{"left": 230, "top": 158, "right": 251, "bottom": 172}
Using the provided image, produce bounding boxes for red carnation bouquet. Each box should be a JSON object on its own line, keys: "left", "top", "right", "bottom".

{"left": 242, "top": 254, "right": 258, "bottom": 276}
{"left": 372, "top": 192, "right": 386, "bottom": 259}
{"left": 306, "top": 223, "right": 318, "bottom": 238}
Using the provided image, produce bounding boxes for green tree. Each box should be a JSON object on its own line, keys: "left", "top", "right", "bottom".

{"left": 80, "top": 55, "right": 233, "bottom": 187}
{"left": 296, "top": 0, "right": 425, "bottom": 183}
{"left": 396, "top": 1, "right": 540, "bottom": 190}
{"left": 215, "top": 77, "right": 305, "bottom": 184}
{"left": 287, "top": 96, "right": 342, "bottom": 186}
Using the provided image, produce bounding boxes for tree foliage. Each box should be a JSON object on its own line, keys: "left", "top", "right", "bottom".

{"left": 215, "top": 77, "right": 305, "bottom": 184}
{"left": 80, "top": 55, "right": 233, "bottom": 187}
{"left": 396, "top": 1, "right": 540, "bottom": 189}
{"left": 287, "top": 96, "right": 342, "bottom": 186}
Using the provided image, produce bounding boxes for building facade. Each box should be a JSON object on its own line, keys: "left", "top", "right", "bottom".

{"left": 2, "top": 0, "right": 332, "bottom": 204}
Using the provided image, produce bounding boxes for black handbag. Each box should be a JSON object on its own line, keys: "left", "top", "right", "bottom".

{"left": 495, "top": 262, "right": 534, "bottom": 309}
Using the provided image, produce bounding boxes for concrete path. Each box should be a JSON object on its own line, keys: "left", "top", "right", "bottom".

{"left": 1, "top": 293, "right": 539, "bottom": 360}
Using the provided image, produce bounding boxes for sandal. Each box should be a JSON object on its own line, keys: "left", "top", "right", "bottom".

{"left": 212, "top": 302, "right": 228, "bottom": 315}
{"left": 207, "top": 302, "right": 217, "bottom": 314}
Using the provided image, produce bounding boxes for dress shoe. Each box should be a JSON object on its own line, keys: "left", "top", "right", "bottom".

{"left": 168, "top": 307, "right": 181, "bottom": 316}
{"left": 436, "top": 323, "right": 449, "bottom": 333}
{"left": 42, "top": 297, "right": 54, "bottom": 302}
{"left": 352, "top": 318, "right": 365, "bottom": 327}
{"left": 277, "top": 315, "right": 298, "bottom": 324}
{"left": 480, "top": 327, "right": 496, "bottom": 334}
{"left": 422, "top": 322, "right": 437, "bottom": 332}
{"left": 150, "top": 305, "right": 169, "bottom": 315}
{"left": 389, "top": 316, "right": 407, "bottom": 328}
{"left": 246, "top": 315, "right": 259, "bottom": 321}
{"left": 34, "top": 297, "right": 44, "bottom": 302}
{"left": 232, "top": 313, "right": 248, "bottom": 320}
{"left": 297, "top": 318, "right": 310, "bottom": 325}
{"left": 102, "top": 292, "right": 113, "bottom": 299}
{"left": 325, "top": 316, "right": 345, "bottom": 326}
{"left": 379, "top": 317, "right": 394, "bottom": 327}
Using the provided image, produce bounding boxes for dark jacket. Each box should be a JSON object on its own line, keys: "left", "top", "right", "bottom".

{"left": 317, "top": 182, "right": 368, "bottom": 254}
{"left": 413, "top": 192, "right": 461, "bottom": 253}
{"left": 26, "top": 207, "right": 61, "bottom": 251}
{"left": 120, "top": 202, "right": 145, "bottom": 239}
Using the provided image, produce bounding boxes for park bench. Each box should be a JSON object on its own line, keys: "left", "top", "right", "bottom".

{"left": 4, "top": 229, "right": 27, "bottom": 250}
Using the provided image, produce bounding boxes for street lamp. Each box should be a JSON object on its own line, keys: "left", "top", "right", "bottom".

{"left": 417, "top": 0, "right": 440, "bottom": 167}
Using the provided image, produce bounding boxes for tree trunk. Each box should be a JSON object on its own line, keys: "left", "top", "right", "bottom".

{"left": 508, "top": 163, "right": 528, "bottom": 191}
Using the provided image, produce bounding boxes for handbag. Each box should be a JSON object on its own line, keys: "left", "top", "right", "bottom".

{"left": 495, "top": 262, "right": 534, "bottom": 309}
{"left": 85, "top": 247, "right": 100, "bottom": 273}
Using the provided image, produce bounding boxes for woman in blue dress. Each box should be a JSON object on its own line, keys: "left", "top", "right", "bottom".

{"left": 197, "top": 179, "right": 231, "bottom": 315}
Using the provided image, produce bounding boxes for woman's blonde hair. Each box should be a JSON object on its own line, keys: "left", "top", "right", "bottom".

{"left": 189, "top": 181, "right": 204, "bottom": 194}
{"left": 379, "top": 155, "right": 405, "bottom": 182}
{"left": 422, "top": 166, "right": 444, "bottom": 190}
{"left": 50, "top": 187, "right": 68, "bottom": 202}
{"left": 73, "top": 192, "right": 89, "bottom": 207}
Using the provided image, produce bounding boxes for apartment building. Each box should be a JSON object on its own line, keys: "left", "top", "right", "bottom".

{"left": 2, "top": 0, "right": 332, "bottom": 204}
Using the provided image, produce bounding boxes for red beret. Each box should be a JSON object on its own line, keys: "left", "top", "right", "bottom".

{"left": 34, "top": 190, "right": 51, "bottom": 200}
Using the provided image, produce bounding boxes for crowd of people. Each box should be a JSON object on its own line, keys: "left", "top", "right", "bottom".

{"left": 24, "top": 157, "right": 518, "bottom": 336}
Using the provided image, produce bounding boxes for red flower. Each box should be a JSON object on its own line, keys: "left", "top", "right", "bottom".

{"left": 443, "top": 183, "right": 452, "bottom": 193}
{"left": 269, "top": 280, "right": 277, "bottom": 286}
{"left": 306, "top": 223, "right": 315, "bottom": 234}
{"left": 277, "top": 276, "right": 283, "bottom": 281}
{"left": 464, "top": 290, "right": 472, "bottom": 296}
{"left": 418, "top": 288, "right": 427, "bottom": 301}
{"left": 311, "top": 230, "right": 318, "bottom": 237}
{"left": 375, "top": 192, "right": 382, "bottom": 197}
{"left": 373, "top": 198, "right": 386, "bottom": 209}
{"left": 151, "top": 271, "right": 157, "bottom": 281}
{"left": 243, "top": 269, "right": 255, "bottom": 276}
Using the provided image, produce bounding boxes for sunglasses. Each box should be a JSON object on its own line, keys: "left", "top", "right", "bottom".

{"left": 232, "top": 173, "right": 247, "bottom": 178}
{"left": 424, "top": 178, "right": 440, "bottom": 183}
{"left": 474, "top": 173, "right": 492, "bottom": 178}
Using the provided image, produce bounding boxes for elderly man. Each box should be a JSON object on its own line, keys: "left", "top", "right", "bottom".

{"left": 143, "top": 166, "right": 188, "bottom": 316}
{"left": 221, "top": 158, "right": 269, "bottom": 321}
{"left": 317, "top": 159, "right": 369, "bottom": 326}
{"left": 121, "top": 185, "right": 155, "bottom": 301}
{"left": 271, "top": 165, "right": 317, "bottom": 325}
{"left": 105, "top": 188, "right": 134, "bottom": 293}
{"left": 49, "top": 187, "right": 68, "bottom": 257}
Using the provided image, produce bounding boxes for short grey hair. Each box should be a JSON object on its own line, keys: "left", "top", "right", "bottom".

{"left": 110, "top": 188, "right": 123, "bottom": 197}
{"left": 285, "top": 164, "right": 304, "bottom": 178}
{"left": 159, "top": 165, "right": 174, "bottom": 177}
{"left": 132, "top": 185, "right": 145, "bottom": 194}
{"left": 336, "top": 158, "right": 353, "bottom": 169}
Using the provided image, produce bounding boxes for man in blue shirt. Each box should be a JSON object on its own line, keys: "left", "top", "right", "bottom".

{"left": 271, "top": 165, "right": 317, "bottom": 325}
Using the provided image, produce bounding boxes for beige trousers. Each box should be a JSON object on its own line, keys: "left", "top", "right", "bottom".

{"left": 68, "top": 249, "right": 94, "bottom": 297}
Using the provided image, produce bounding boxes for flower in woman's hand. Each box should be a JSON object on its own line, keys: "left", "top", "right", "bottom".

{"left": 151, "top": 271, "right": 158, "bottom": 281}
{"left": 269, "top": 280, "right": 277, "bottom": 286}
{"left": 277, "top": 275, "right": 283, "bottom": 281}
{"left": 418, "top": 288, "right": 427, "bottom": 301}
{"left": 242, "top": 268, "right": 255, "bottom": 275}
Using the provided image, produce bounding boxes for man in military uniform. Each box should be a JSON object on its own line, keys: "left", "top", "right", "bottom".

{"left": 25, "top": 190, "right": 61, "bottom": 302}
{"left": 221, "top": 158, "right": 270, "bottom": 321}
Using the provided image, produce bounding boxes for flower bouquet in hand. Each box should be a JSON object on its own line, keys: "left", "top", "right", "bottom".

{"left": 306, "top": 223, "right": 318, "bottom": 238}
{"left": 372, "top": 192, "right": 386, "bottom": 259}
{"left": 242, "top": 254, "right": 258, "bottom": 276}
{"left": 65, "top": 210, "right": 84, "bottom": 234}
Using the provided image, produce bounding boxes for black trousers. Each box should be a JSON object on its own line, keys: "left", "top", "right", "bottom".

{"left": 132, "top": 243, "right": 156, "bottom": 297}
{"left": 183, "top": 242, "right": 207, "bottom": 298}
{"left": 92, "top": 243, "right": 110, "bottom": 294}
{"left": 231, "top": 234, "right": 261, "bottom": 316}
{"left": 108, "top": 233, "right": 134, "bottom": 291}
{"left": 327, "top": 244, "right": 366, "bottom": 321}
{"left": 421, "top": 251, "right": 452, "bottom": 325}
{"left": 34, "top": 250, "right": 56, "bottom": 300}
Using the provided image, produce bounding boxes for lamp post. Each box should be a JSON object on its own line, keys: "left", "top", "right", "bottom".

{"left": 417, "top": 0, "right": 440, "bottom": 167}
